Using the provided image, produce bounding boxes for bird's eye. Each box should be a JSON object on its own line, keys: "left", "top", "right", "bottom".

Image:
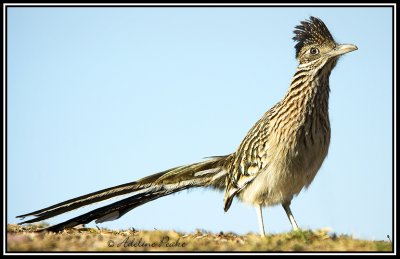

{"left": 309, "top": 48, "right": 319, "bottom": 55}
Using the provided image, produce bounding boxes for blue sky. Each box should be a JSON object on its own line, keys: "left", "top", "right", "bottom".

{"left": 7, "top": 6, "right": 393, "bottom": 241}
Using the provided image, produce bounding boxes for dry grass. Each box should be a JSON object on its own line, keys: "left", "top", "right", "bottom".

{"left": 6, "top": 224, "right": 392, "bottom": 252}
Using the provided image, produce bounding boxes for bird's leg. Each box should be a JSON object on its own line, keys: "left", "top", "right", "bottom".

{"left": 282, "top": 202, "right": 299, "bottom": 231}
{"left": 256, "top": 204, "right": 266, "bottom": 237}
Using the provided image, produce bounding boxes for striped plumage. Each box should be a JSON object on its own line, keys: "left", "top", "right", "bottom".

{"left": 17, "top": 16, "right": 357, "bottom": 235}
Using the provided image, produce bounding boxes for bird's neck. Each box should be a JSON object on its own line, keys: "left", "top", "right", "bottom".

{"left": 283, "top": 59, "right": 337, "bottom": 119}
{"left": 268, "top": 59, "right": 336, "bottom": 141}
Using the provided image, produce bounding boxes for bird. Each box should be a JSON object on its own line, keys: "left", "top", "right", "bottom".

{"left": 17, "top": 16, "right": 357, "bottom": 236}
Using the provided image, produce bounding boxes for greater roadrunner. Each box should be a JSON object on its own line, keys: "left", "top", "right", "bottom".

{"left": 17, "top": 16, "right": 357, "bottom": 236}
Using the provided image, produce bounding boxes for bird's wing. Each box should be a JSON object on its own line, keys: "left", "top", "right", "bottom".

{"left": 223, "top": 152, "right": 265, "bottom": 212}
{"left": 223, "top": 104, "right": 277, "bottom": 211}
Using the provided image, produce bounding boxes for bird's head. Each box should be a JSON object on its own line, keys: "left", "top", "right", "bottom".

{"left": 293, "top": 16, "right": 357, "bottom": 66}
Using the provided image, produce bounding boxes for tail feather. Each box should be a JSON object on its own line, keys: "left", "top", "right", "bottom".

{"left": 16, "top": 172, "right": 166, "bottom": 222}
{"left": 41, "top": 186, "right": 183, "bottom": 232}
{"left": 18, "top": 155, "right": 231, "bottom": 231}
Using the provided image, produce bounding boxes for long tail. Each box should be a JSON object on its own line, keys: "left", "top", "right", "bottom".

{"left": 17, "top": 155, "right": 231, "bottom": 232}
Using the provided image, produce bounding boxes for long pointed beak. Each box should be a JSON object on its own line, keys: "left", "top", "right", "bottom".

{"left": 330, "top": 44, "right": 358, "bottom": 57}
